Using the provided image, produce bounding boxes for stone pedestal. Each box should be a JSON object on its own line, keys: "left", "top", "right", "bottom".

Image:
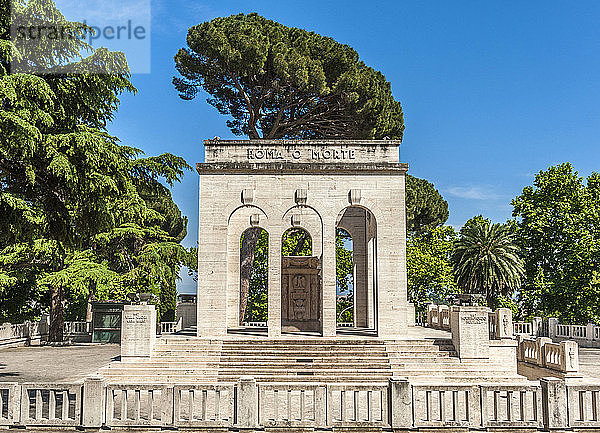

{"left": 450, "top": 306, "right": 490, "bottom": 359}
{"left": 121, "top": 304, "right": 156, "bottom": 361}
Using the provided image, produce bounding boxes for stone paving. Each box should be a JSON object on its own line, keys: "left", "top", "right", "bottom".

{"left": 0, "top": 343, "right": 120, "bottom": 383}
{"left": 579, "top": 347, "right": 600, "bottom": 378}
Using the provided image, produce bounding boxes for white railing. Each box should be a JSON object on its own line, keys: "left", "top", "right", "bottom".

{"left": 173, "top": 384, "right": 234, "bottom": 427}
{"left": 259, "top": 384, "right": 323, "bottom": 427}
{"left": 20, "top": 383, "right": 82, "bottom": 426}
{"left": 159, "top": 318, "right": 183, "bottom": 335}
{"left": 480, "top": 384, "right": 543, "bottom": 428}
{"left": 63, "top": 321, "right": 91, "bottom": 335}
{"left": 242, "top": 321, "right": 267, "bottom": 327}
{"left": 567, "top": 385, "right": 600, "bottom": 428}
{"left": 549, "top": 319, "right": 600, "bottom": 347}
{"left": 327, "top": 384, "right": 389, "bottom": 426}
{"left": 336, "top": 322, "right": 354, "bottom": 328}
{"left": 0, "top": 378, "right": 599, "bottom": 429}
{"left": 514, "top": 321, "right": 533, "bottom": 335}
{"left": 106, "top": 384, "right": 172, "bottom": 427}
{"left": 412, "top": 384, "right": 479, "bottom": 428}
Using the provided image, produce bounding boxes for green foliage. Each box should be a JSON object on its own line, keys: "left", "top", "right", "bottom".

{"left": 405, "top": 175, "right": 449, "bottom": 233}
{"left": 336, "top": 228, "right": 353, "bottom": 323}
{"left": 174, "top": 13, "right": 404, "bottom": 140}
{"left": 241, "top": 229, "right": 268, "bottom": 322}
{"left": 335, "top": 228, "right": 353, "bottom": 295}
{"left": 0, "top": 0, "right": 191, "bottom": 331}
{"left": 452, "top": 218, "right": 524, "bottom": 309}
{"left": 512, "top": 163, "right": 600, "bottom": 323}
{"left": 407, "top": 226, "right": 457, "bottom": 311}
{"left": 281, "top": 228, "right": 312, "bottom": 256}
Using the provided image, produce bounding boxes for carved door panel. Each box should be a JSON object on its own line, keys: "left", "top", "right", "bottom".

{"left": 281, "top": 256, "right": 321, "bottom": 332}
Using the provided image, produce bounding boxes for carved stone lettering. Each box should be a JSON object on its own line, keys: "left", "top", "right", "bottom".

{"left": 461, "top": 314, "right": 487, "bottom": 325}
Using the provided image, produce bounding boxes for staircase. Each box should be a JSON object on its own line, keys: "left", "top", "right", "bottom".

{"left": 217, "top": 339, "right": 391, "bottom": 383}
{"left": 385, "top": 339, "right": 525, "bottom": 383}
{"left": 99, "top": 335, "right": 526, "bottom": 385}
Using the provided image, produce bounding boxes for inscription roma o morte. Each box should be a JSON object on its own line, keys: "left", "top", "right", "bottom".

{"left": 247, "top": 147, "right": 356, "bottom": 161}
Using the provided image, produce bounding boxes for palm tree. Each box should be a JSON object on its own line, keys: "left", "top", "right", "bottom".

{"left": 452, "top": 218, "right": 524, "bottom": 308}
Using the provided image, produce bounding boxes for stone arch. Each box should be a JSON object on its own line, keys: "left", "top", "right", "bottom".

{"left": 336, "top": 205, "right": 378, "bottom": 330}
{"left": 226, "top": 205, "right": 271, "bottom": 329}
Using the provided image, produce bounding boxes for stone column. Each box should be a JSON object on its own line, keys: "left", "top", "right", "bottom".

{"left": 121, "top": 304, "right": 156, "bottom": 361}
{"left": 450, "top": 306, "right": 490, "bottom": 359}
{"left": 541, "top": 377, "right": 567, "bottom": 430}
{"left": 267, "top": 226, "right": 282, "bottom": 337}
{"left": 321, "top": 222, "right": 337, "bottom": 337}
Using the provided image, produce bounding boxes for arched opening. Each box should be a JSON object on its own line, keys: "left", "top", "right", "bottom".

{"left": 281, "top": 227, "right": 312, "bottom": 256}
{"left": 336, "top": 206, "right": 378, "bottom": 331}
{"left": 336, "top": 228, "right": 354, "bottom": 327}
{"left": 281, "top": 228, "right": 321, "bottom": 333}
{"left": 240, "top": 227, "right": 268, "bottom": 326}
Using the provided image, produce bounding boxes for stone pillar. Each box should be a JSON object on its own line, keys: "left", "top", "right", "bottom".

{"left": 531, "top": 317, "right": 542, "bottom": 337}
{"left": 560, "top": 340, "right": 579, "bottom": 372}
{"left": 321, "top": 223, "right": 337, "bottom": 337}
{"left": 548, "top": 317, "right": 558, "bottom": 339}
{"left": 121, "top": 304, "right": 156, "bottom": 361}
{"left": 495, "top": 308, "right": 513, "bottom": 339}
{"left": 536, "top": 337, "right": 552, "bottom": 366}
{"left": 541, "top": 377, "right": 567, "bottom": 430}
{"left": 236, "top": 376, "right": 257, "bottom": 428}
{"left": 390, "top": 377, "right": 412, "bottom": 429}
{"left": 82, "top": 374, "right": 105, "bottom": 427}
{"left": 587, "top": 323, "right": 595, "bottom": 342}
{"left": 267, "top": 226, "right": 282, "bottom": 337}
{"left": 450, "top": 306, "right": 490, "bottom": 359}
{"left": 426, "top": 304, "right": 436, "bottom": 327}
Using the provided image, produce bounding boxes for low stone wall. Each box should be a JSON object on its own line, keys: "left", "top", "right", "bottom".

{"left": 0, "top": 377, "right": 598, "bottom": 430}
{"left": 0, "top": 317, "right": 49, "bottom": 347}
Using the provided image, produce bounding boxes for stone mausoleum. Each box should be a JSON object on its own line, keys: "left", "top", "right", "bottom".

{"left": 196, "top": 139, "right": 413, "bottom": 338}
{"left": 89, "top": 139, "right": 598, "bottom": 432}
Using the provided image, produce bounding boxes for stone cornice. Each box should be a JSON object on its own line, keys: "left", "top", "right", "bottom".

{"left": 196, "top": 162, "right": 409, "bottom": 174}
{"left": 203, "top": 139, "right": 402, "bottom": 147}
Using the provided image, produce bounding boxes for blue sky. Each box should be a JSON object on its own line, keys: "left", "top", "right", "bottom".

{"left": 58, "top": 1, "right": 600, "bottom": 292}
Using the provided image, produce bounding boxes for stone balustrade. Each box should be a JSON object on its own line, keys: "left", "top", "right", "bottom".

{"left": 550, "top": 318, "right": 600, "bottom": 347}
{"left": 426, "top": 304, "right": 450, "bottom": 330}
{"left": 159, "top": 318, "right": 183, "bottom": 335}
{"left": 517, "top": 336, "right": 579, "bottom": 374}
{"left": 0, "top": 377, "right": 597, "bottom": 430}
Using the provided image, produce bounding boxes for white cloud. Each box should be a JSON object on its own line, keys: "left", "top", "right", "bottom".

{"left": 445, "top": 186, "right": 501, "bottom": 200}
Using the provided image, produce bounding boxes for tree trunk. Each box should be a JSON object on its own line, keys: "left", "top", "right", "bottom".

{"left": 239, "top": 228, "right": 261, "bottom": 325}
{"left": 485, "top": 286, "right": 494, "bottom": 310}
{"left": 49, "top": 285, "right": 64, "bottom": 342}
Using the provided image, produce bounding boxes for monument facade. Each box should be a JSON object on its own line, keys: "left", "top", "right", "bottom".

{"left": 196, "top": 139, "right": 414, "bottom": 337}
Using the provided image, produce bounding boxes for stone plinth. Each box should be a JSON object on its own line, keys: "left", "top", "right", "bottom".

{"left": 121, "top": 304, "right": 156, "bottom": 361}
{"left": 450, "top": 306, "right": 490, "bottom": 359}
